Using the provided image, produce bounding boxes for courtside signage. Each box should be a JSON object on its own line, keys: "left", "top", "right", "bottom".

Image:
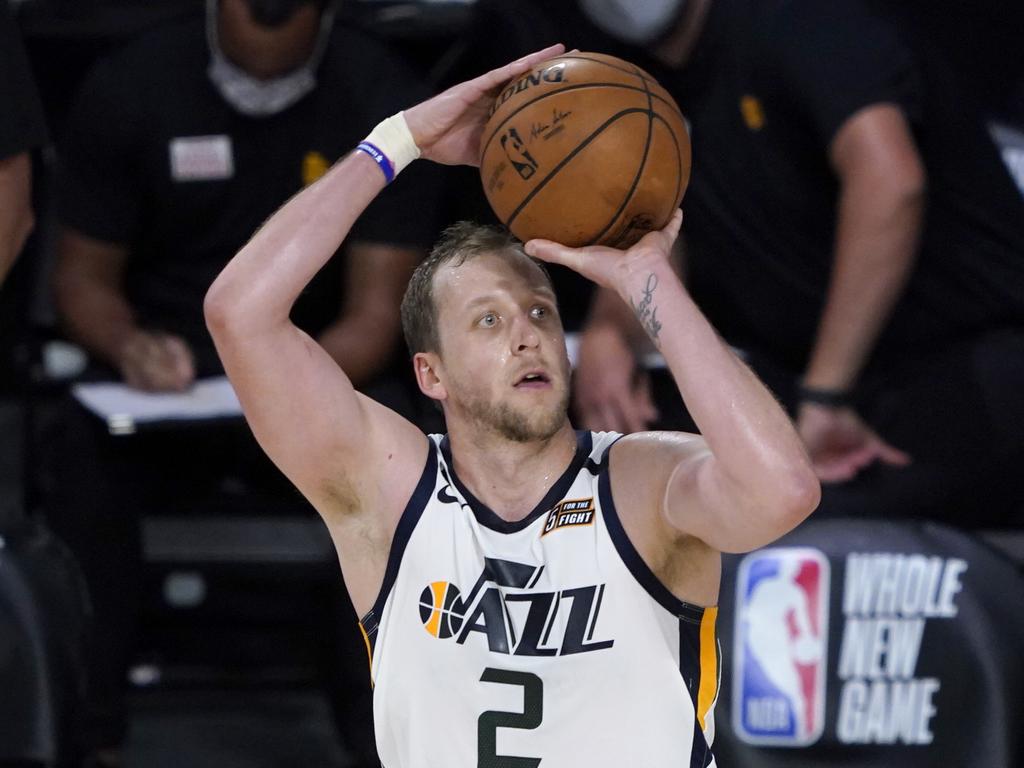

{"left": 733, "top": 547, "right": 830, "bottom": 746}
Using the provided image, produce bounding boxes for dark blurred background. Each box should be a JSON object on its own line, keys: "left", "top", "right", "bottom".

{"left": 1, "top": 1, "right": 1022, "bottom": 767}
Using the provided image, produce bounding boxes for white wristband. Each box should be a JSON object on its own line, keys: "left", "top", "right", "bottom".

{"left": 358, "top": 111, "right": 421, "bottom": 182}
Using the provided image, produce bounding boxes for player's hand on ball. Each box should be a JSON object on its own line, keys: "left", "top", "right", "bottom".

{"left": 404, "top": 44, "right": 566, "bottom": 167}
{"left": 525, "top": 209, "right": 684, "bottom": 294}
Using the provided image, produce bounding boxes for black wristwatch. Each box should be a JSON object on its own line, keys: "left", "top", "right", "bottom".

{"left": 797, "top": 385, "right": 851, "bottom": 409}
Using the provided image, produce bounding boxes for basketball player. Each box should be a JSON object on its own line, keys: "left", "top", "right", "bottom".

{"left": 205, "top": 44, "right": 820, "bottom": 766}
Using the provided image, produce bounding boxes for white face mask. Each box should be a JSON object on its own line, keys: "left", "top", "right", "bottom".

{"left": 579, "top": 0, "right": 687, "bottom": 45}
{"left": 205, "top": 0, "right": 336, "bottom": 118}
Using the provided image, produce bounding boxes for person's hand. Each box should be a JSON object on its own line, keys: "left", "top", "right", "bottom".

{"left": 796, "top": 402, "right": 911, "bottom": 483}
{"left": 403, "top": 44, "right": 566, "bottom": 167}
{"left": 573, "top": 323, "right": 658, "bottom": 433}
{"left": 525, "top": 209, "right": 683, "bottom": 294}
{"left": 117, "top": 329, "right": 195, "bottom": 392}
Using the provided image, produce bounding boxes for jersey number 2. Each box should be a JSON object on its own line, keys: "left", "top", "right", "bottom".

{"left": 478, "top": 667, "right": 543, "bottom": 768}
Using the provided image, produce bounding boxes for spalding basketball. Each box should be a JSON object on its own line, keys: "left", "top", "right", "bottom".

{"left": 480, "top": 52, "right": 690, "bottom": 249}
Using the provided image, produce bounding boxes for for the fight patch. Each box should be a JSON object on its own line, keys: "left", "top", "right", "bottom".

{"left": 542, "top": 498, "right": 595, "bottom": 536}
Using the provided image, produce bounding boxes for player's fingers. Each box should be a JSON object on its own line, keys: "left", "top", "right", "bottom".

{"left": 524, "top": 239, "right": 587, "bottom": 272}
{"left": 636, "top": 209, "right": 684, "bottom": 253}
{"left": 477, "top": 44, "right": 566, "bottom": 92}
{"left": 663, "top": 208, "right": 684, "bottom": 238}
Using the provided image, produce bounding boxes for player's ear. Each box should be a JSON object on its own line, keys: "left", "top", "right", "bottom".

{"left": 413, "top": 351, "right": 447, "bottom": 402}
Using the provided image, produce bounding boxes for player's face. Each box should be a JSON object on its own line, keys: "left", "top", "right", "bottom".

{"left": 432, "top": 253, "right": 571, "bottom": 442}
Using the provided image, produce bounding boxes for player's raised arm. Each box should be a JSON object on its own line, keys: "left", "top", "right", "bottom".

{"left": 526, "top": 211, "right": 820, "bottom": 554}
{"left": 204, "top": 44, "right": 566, "bottom": 513}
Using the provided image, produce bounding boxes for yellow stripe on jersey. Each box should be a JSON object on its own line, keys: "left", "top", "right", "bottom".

{"left": 696, "top": 606, "right": 719, "bottom": 732}
{"left": 358, "top": 621, "right": 374, "bottom": 686}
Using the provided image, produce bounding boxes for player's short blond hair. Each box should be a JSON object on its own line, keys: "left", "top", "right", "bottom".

{"left": 401, "top": 221, "right": 553, "bottom": 356}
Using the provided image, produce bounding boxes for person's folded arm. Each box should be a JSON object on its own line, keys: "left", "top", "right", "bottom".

{"left": 0, "top": 152, "right": 34, "bottom": 284}
{"left": 316, "top": 241, "right": 420, "bottom": 387}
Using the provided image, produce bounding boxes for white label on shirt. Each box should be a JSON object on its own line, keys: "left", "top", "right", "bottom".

{"left": 169, "top": 135, "right": 234, "bottom": 181}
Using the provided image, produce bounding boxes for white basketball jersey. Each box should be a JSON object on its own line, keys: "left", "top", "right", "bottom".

{"left": 359, "top": 431, "right": 720, "bottom": 768}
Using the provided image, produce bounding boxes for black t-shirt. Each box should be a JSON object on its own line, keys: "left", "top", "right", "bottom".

{"left": 0, "top": 3, "right": 48, "bottom": 158}
{"left": 58, "top": 17, "right": 442, "bottom": 375}
{"left": 663, "top": 0, "right": 1024, "bottom": 372}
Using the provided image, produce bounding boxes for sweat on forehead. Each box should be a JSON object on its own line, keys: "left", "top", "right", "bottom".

{"left": 435, "top": 248, "right": 551, "bottom": 292}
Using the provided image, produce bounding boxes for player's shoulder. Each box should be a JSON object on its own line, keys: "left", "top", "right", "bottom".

{"left": 608, "top": 430, "right": 707, "bottom": 486}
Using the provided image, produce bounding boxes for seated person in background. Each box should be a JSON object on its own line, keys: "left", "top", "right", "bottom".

{"left": 44, "top": 1, "right": 441, "bottom": 765}
{"left": 567, "top": 0, "right": 1024, "bottom": 526}
{"left": 0, "top": 1, "right": 46, "bottom": 286}
{"left": 55, "top": 0, "right": 440, "bottom": 402}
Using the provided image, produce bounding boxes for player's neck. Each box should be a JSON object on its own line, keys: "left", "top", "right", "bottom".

{"left": 446, "top": 421, "right": 578, "bottom": 523}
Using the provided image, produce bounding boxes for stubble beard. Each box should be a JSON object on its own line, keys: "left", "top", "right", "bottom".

{"left": 460, "top": 385, "right": 570, "bottom": 444}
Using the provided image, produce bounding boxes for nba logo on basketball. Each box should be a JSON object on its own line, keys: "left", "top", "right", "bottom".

{"left": 733, "top": 547, "right": 830, "bottom": 746}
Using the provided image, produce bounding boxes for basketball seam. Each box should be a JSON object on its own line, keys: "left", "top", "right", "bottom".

{"left": 589, "top": 66, "right": 656, "bottom": 246}
{"left": 556, "top": 54, "right": 658, "bottom": 85}
{"left": 655, "top": 111, "right": 686, "bottom": 211}
{"left": 481, "top": 82, "right": 684, "bottom": 158}
{"left": 504, "top": 107, "right": 652, "bottom": 229}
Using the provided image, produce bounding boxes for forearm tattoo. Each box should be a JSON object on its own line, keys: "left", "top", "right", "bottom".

{"left": 630, "top": 273, "right": 662, "bottom": 345}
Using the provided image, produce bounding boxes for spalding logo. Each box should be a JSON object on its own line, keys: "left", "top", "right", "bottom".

{"left": 489, "top": 63, "right": 567, "bottom": 117}
{"left": 733, "top": 547, "right": 830, "bottom": 746}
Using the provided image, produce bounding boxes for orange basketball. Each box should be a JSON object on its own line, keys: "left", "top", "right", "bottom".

{"left": 480, "top": 52, "right": 691, "bottom": 249}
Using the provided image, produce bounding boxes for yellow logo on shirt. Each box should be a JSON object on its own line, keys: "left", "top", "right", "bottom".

{"left": 419, "top": 581, "right": 464, "bottom": 639}
{"left": 740, "top": 94, "right": 765, "bottom": 131}
{"left": 302, "top": 151, "right": 329, "bottom": 186}
{"left": 542, "top": 498, "right": 595, "bottom": 536}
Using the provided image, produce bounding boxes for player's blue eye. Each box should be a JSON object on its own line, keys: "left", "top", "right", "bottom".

{"left": 531, "top": 306, "right": 548, "bottom": 320}
{"left": 479, "top": 313, "right": 498, "bottom": 328}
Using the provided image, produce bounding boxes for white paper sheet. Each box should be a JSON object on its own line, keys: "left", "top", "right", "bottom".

{"left": 71, "top": 376, "right": 243, "bottom": 433}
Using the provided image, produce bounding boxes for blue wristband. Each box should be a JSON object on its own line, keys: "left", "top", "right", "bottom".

{"left": 356, "top": 141, "right": 395, "bottom": 184}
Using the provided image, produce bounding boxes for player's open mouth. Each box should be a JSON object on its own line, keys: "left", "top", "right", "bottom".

{"left": 514, "top": 371, "right": 551, "bottom": 389}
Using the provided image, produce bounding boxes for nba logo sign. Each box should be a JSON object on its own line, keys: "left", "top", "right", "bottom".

{"left": 733, "top": 547, "right": 829, "bottom": 746}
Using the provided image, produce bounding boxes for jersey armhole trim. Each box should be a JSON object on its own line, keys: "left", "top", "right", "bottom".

{"left": 360, "top": 435, "right": 438, "bottom": 638}
{"left": 598, "top": 454, "right": 707, "bottom": 624}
